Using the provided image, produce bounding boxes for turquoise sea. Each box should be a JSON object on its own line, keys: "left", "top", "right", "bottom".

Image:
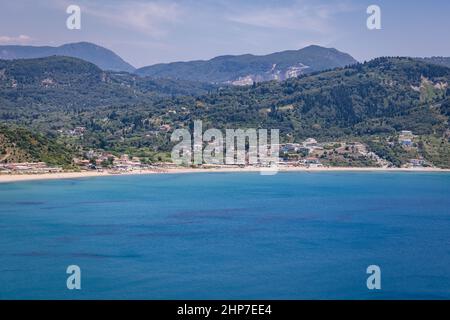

{"left": 0, "top": 172, "right": 449, "bottom": 299}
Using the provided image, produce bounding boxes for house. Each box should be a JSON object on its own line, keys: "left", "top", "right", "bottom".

{"left": 444, "top": 129, "right": 450, "bottom": 139}
{"left": 74, "top": 127, "right": 86, "bottom": 134}
{"left": 300, "top": 157, "right": 323, "bottom": 167}
{"left": 303, "top": 138, "right": 318, "bottom": 147}
{"left": 400, "top": 138, "right": 413, "bottom": 147}
{"left": 85, "top": 150, "right": 98, "bottom": 159}
{"left": 67, "top": 126, "right": 86, "bottom": 137}
{"left": 73, "top": 158, "right": 90, "bottom": 167}
{"left": 159, "top": 124, "right": 172, "bottom": 132}
{"left": 147, "top": 130, "right": 159, "bottom": 136}
{"left": 297, "top": 147, "right": 310, "bottom": 155}
{"left": 410, "top": 159, "right": 426, "bottom": 167}
{"left": 304, "top": 157, "right": 321, "bottom": 164}
{"left": 281, "top": 143, "right": 301, "bottom": 153}
{"left": 400, "top": 130, "right": 413, "bottom": 137}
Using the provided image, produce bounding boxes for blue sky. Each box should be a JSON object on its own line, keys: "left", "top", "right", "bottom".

{"left": 1, "top": 0, "right": 449, "bottom": 67}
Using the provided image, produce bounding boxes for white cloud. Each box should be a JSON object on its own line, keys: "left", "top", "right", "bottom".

{"left": 0, "top": 34, "right": 32, "bottom": 44}
{"left": 83, "top": 1, "right": 182, "bottom": 38}
{"left": 226, "top": 1, "right": 354, "bottom": 34}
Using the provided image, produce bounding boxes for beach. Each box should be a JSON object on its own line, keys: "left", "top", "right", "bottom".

{"left": 1, "top": 166, "right": 449, "bottom": 183}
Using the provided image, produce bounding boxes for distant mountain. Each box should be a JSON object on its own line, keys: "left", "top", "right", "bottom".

{"left": 417, "top": 57, "right": 450, "bottom": 69}
{"left": 0, "top": 56, "right": 215, "bottom": 112}
{"left": 0, "top": 42, "right": 135, "bottom": 72}
{"left": 136, "top": 45, "right": 358, "bottom": 84}
{"left": 0, "top": 43, "right": 357, "bottom": 84}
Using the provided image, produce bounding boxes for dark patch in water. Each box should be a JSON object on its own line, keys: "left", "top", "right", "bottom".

{"left": 1, "top": 269, "right": 25, "bottom": 272}
{"left": 52, "top": 236, "right": 79, "bottom": 243}
{"left": 72, "top": 252, "right": 141, "bottom": 259}
{"left": 75, "top": 223, "right": 124, "bottom": 228}
{"left": 256, "top": 213, "right": 318, "bottom": 224}
{"left": 16, "top": 201, "right": 45, "bottom": 206}
{"left": 78, "top": 200, "right": 129, "bottom": 205}
{"left": 10, "top": 252, "right": 53, "bottom": 257}
{"left": 337, "top": 213, "right": 353, "bottom": 222}
{"left": 8, "top": 251, "right": 141, "bottom": 259}
{"left": 89, "top": 230, "right": 120, "bottom": 236}
{"left": 170, "top": 208, "right": 247, "bottom": 221}
{"left": 229, "top": 226, "right": 264, "bottom": 235}
{"left": 135, "top": 231, "right": 206, "bottom": 238}
{"left": 40, "top": 205, "right": 72, "bottom": 210}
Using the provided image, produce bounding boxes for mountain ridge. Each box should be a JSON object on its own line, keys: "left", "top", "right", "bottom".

{"left": 0, "top": 56, "right": 449, "bottom": 167}
{"left": 416, "top": 56, "right": 450, "bottom": 69}
{"left": 0, "top": 42, "right": 135, "bottom": 72}
{"left": 136, "top": 45, "right": 358, "bottom": 84}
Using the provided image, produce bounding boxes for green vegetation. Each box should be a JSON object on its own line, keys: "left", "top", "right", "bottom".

{"left": 418, "top": 135, "right": 450, "bottom": 168}
{"left": 417, "top": 57, "right": 450, "bottom": 69}
{"left": 0, "top": 124, "right": 73, "bottom": 165}
{"left": 366, "top": 139, "right": 413, "bottom": 167}
{"left": 0, "top": 56, "right": 449, "bottom": 167}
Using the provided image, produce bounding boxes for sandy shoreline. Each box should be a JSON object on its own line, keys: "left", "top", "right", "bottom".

{"left": 0, "top": 166, "right": 449, "bottom": 183}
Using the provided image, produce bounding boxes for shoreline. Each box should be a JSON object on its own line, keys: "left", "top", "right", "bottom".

{"left": 1, "top": 166, "right": 449, "bottom": 183}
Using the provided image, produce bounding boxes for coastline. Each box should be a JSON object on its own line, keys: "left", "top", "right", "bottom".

{"left": 1, "top": 166, "right": 449, "bottom": 183}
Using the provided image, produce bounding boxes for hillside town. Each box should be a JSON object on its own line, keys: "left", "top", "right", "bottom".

{"left": 0, "top": 129, "right": 437, "bottom": 176}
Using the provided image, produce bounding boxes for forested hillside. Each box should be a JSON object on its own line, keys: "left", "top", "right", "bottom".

{"left": 0, "top": 56, "right": 216, "bottom": 115}
{"left": 0, "top": 124, "right": 73, "bottom": 165}
{"left": 1, "top": 56, "right": 449, "bottom": 167}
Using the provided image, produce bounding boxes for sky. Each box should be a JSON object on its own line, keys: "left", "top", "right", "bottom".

{"left": 0, "top": 0, "right": 449, "bottom": 68}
